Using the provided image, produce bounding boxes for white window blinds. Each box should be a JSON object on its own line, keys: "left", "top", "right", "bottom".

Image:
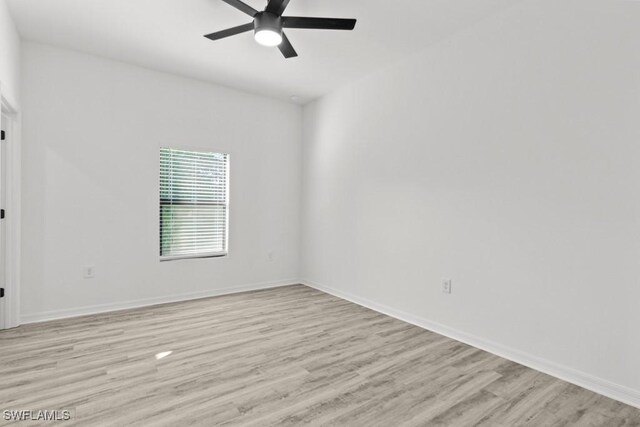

{"left": 160, "top": 148, "right": 229, "bottom": 260}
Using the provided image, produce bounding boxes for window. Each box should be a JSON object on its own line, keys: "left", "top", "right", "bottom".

{"left": 160, "top": 148, "right": 229, "bottom": 260}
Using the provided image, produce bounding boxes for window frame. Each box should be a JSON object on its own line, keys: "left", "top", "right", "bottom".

{"left": 159, "top": 148, "right": 230, "bottom": 262}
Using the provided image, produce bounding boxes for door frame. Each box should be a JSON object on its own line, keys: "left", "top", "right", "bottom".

{"left": 1, "top": 82, "right": 21, "bottom": 329}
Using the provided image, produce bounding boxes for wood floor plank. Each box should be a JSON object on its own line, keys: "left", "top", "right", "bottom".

{"left": 1, "top": 285, "right": 638, "bottom": 426}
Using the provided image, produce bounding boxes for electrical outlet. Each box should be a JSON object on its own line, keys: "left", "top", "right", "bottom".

{"left": 84, "top": 265, "right": 95, "bottom": 279}
{"left": 442, "top": 279, "right": 452, "bottom": 294}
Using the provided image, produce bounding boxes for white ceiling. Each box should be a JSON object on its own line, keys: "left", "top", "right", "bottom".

{"left": 7, "top": 0, "right": 516, "bottom": 103}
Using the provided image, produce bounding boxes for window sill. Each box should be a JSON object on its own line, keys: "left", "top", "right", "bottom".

{"left": 160, "top": 252, "right": 228, "bottom": 262}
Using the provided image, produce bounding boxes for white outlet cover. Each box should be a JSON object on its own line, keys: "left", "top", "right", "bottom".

{"left": 84, "top": 266, "right": 95, "bottom": 279}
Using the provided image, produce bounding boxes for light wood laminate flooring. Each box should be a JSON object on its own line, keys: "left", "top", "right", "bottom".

{"left": 1, "top": 285, "right": 639, "bottom": 426}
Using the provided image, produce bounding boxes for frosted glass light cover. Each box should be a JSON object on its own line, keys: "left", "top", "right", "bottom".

{"left": 255, "top": 29, "right": 282, "bottom": 47}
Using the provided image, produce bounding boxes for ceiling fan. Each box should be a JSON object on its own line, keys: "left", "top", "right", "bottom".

{"left": 204, "top": 0, "right": 357, "bottom": 58}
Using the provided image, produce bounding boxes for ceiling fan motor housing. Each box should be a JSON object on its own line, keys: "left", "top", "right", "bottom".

{"left": 254, "top": 12, "right": 282, "bottom": 36}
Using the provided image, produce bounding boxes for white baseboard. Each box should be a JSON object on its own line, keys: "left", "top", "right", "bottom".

{"left": 21, "top": 279, "right": 299, "bottom": 324}
{"left": 302, "top": 279, "right": 640, "bottom": 409}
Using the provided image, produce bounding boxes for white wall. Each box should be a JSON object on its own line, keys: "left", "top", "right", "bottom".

{"left": 0, "top": 0, "right": 20, "bottom": 105}
{"left": 301, "top": 0, "right": 640, "bottom": 406}
{"left": 21, "top": 42, "right": 302, "bottom": 321}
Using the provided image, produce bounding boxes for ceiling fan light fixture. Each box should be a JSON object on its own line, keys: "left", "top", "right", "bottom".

{"left": 254, "top": 29, "right": 282, "bottom": 46}
{"left": 253, "top": 12, "right": 283, "bottom": 47}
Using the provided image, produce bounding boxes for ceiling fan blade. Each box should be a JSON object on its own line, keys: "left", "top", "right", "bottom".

{"left": 204, "top": 23, "right": 254, "bottom": 41}
{"left": 220, "top": 0, "right": 258, "bottom": 17}
{"left": 265, "top": 0, "right": 291, "bottom": 16}
{"left": 283, "top": 17, "right": 357, "bottom": 30}
{"left": 278, "top": 33, "right": 298, "bottom": 58}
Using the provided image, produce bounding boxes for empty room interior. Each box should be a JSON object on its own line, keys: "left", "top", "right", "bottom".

{"left": 1, "top": 0, "right": 640, "bottom": 425}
